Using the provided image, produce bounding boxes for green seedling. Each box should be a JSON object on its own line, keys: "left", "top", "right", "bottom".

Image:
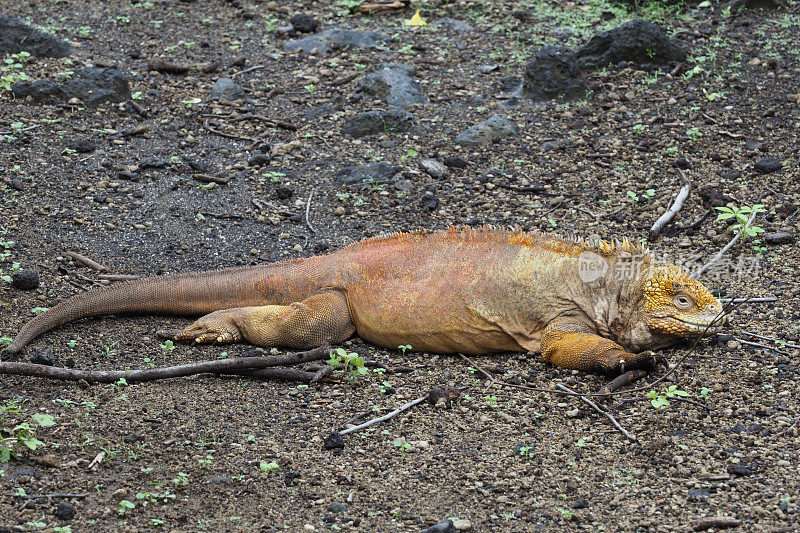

{"left": 259, "top": 461, "right": 280, "bottom": 472}
{"left": 715, "top": 204, "right": 766, "bottom": 244}
{"left": 647, "top": 385, "right": 690, "bottom": 411}
{"left": 328, "top": 347, "right": 368, "bottom": 382}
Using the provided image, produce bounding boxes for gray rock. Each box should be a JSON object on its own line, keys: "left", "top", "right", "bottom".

{"left": 727, "top": 462, "right": 753, "bottom": 477}
{"left": 338, "top": 162, "right": 402, "bottom": 185}
{"left": 358, "top": 63, "right": 426, "bottom": 106}
{"left": 422, "top": 519, "right": 456, "bottom": 533}
{"left": 420, "top": 193, "right": 440, "bottom": 211}
{"left": 289, "top": 13, "right": 318, "bottom": 33}
{"left": 519, "top": 46, "right": 587, "bottom": 102}
{"left": 539, "top": 139, "right": 566, "bottom": 151}
{"left": 327, "top": 502, "right": 347, "bottom": 514}
{"left": 431, "top": 18, "right": 474, "bottom": 32}
{"left": 12, "top": 67, "right": 130, "bottom": 107}
{"left": 452, "top": 519, "right": 472, "bottom": 531}
{"left": 302, "top": 104, "right": 336, "bottom": 121}
{"left": 764, "top": 231, "right": 794, "bottom": 245}
{"left": 342, "top": 108, "right": 416, "bottom": 138}
{"left": 420, "top": 159, "right": 448, "bottom": 179}
{"left": 576, "top": 19, "right": 687, "bottom": 67}
{"left": 56, "top": 501, "right": 76, "bottom": 520}
{"left": 0, "top": 15, "right": 71, "bottom": 57}
{"left": 284, "top": 28, "right": 387, "bottom": 55}
{"left": 210, "top": 78, "right": 245, "bottom": 100}
{"left": 754, "top": 156, "right": 782, "bottom": 174}
{"left": 12, "top": 269, "right": 39, "bottom": 290}
{"left": 394, "top": 179, "right": 414, "bottom": 192}
{"left": 455, "top": 115, "right": 516, "bottom": 147}
{"left": 31, "top": 348, "right": 55, "bottom": 366}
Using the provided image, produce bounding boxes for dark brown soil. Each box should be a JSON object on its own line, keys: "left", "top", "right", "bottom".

{"left": 1, "top": 1, "right": 799, "bottom": 531}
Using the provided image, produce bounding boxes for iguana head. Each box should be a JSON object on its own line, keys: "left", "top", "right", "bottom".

{"left": 640, "top": 264, "right": 724, "bottom": 340}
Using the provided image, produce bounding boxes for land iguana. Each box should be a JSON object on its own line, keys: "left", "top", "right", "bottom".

{"left": 5, "top": 227, "right": 723, "bottom": 374}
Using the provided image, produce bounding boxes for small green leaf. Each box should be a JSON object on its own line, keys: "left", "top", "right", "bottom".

{"left": 32, "top": 413, "right": 55, "bottom": 427}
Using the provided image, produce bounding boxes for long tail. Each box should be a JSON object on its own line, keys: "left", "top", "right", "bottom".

{"left": 6, "top": 264, "right": 284, "bottom": 354}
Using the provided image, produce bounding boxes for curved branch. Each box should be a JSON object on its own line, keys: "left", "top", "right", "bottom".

{"left": 0, "top": 344, "right": 329, "bottom": 383}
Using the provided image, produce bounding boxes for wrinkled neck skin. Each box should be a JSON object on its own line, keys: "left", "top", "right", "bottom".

{"left": 571, "top": 257, "right": 674, "bottom": 353}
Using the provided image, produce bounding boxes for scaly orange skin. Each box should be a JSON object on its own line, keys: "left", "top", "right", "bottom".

{"left": 6, "top": 227, "right": 723, "bottom": 374}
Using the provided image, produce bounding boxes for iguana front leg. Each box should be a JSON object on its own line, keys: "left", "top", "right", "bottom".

{"left": 541, "top": 319, "right": 661, "bottom": 375}
{"left": 174, "top": 291, "right": 356, "bottom": 349}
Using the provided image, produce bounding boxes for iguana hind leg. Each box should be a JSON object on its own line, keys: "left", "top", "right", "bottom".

{"left": 175, "top": 291, "right": 355, "bottom": 349}
{"left": 541, "top": 319, "right": 663, "bottom": 375}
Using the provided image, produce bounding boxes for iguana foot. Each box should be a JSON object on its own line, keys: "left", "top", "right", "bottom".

{"left": 594, "top": 350, "right": 665, "bottom": 375}
{"left": 174, "top": 309, "right": 244, "bottom": 345}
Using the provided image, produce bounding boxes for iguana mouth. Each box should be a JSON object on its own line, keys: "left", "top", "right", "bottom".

{"left": 650, "top": 313, "right": 725, "bottom": 336}
{"left": 674, "top": 315, "right": 725, "bottom": 331}
{"left": 677, "top": 317, "right": 718, "bottom": 327}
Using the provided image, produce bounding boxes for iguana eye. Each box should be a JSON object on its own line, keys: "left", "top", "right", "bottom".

{"left": 673, "top": 295, "right": 693, "bottom": 309}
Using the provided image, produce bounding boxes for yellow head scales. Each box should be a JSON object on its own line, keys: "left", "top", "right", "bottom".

{"left": 642, "top": 265, "right": 723, "bottom": 337}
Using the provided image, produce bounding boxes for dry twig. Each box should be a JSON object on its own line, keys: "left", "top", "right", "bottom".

{"left": 339, "top": 395, "right": 428, "bottom": 436}
{"left": 305, "top": 189, "right": 317, "bottom": 233}
{"left": 741, "top": 330, "right": 800, "bottom": 350}
{"left": 649, "top": 176, "right": 691, "bottom": 240}
{"left": 721, "top": 297, "right": 776, "bottom": 304}
{"left": 203, "top": 121, "right": 257, "bottom": 143}
{"left": 555, "top": 383, "right": 637, "bottom": 442}
{"left": 692, "top": 209, "right": 758, "bottom": 279}
{"left": 0, "top": 345, "right": 330, "bottom": 383}
{"left": 4, "top": 492, "right": 87, "bottom": 500}
{"left": 65, "top": 251, "right": 108, "bottom": 272}
{"left": 232, "top": 64, "right": 265, "bottom": 78}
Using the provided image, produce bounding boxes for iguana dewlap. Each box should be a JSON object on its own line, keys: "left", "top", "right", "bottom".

{"left": 6, "top": 228, "right": 723, "bottom": 374}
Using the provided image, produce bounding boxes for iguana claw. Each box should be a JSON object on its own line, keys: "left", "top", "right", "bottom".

{"left": 175, "top": 310, "right": 244, "bottom": 345}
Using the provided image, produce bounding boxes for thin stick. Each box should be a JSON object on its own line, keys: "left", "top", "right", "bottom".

{"left": 649, "top": 178, "right": 691, "bottom": 240}
{"left": 4, "top": 493, "right": 87, "bottom": 499}
{"left": 232, "top": 64, "right": 265, "bottom": 78}
{"left": 458, "top": 353, "right": 495, "bottom": 381}
{"left": 331, "top": 73, "right": 358, "bottom": 86}
{"left": 0, "top": 125, "right": 38, "bottom": 135}
{"left": 97, "top": 274, "right": 141, "bottom": 282}
{"left": 458, "top": 353, "right": 498, "bottom": 394}
{"left": 741, "top": 330, "right": 800, "bottom": 350}
{"left": 733, "top": 336, "right": 793, "bottom": 357}
{"left": 721, "top": 297, "right": 776, "bottom": 304}
{"left": 0, "top": 345, "right": 329, "bottom": 383}
{"left": 555, "top": 383, "right": 637, "bottom": 442}
{"left": 693, "top": 210, "right": 757, "bottom": 279}
{"left": 339, "top": 395, "right": 428, "bottom": 436}
{"left": 570, "top": 205, "right": 599, "bottom": 219}
{"left": 65, "top": 252, "right": 108, "bottom": 272}
{"left": 228, "top": 113, "right": 297, "bottom": 131}
{"left": 203, "top": 121, "right": 257, "bottom": 143}
{"left": 305, "top": 189, "right": 317, "bottom": 233}
{"left": 192, "top": 173, "right": 229, "bottom": 185}
{"left": 225, "top": 366, "right": 335, "bottom": 383}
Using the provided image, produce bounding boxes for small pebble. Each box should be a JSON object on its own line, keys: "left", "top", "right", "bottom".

{"left": 452, "top": 518, "right": 472, "bottom": 531}
{"left": 31, "top": 348, "right": 56, "bottom": 366}
{"left": 56, "top": 501, "right": 76, "bottom": 520}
